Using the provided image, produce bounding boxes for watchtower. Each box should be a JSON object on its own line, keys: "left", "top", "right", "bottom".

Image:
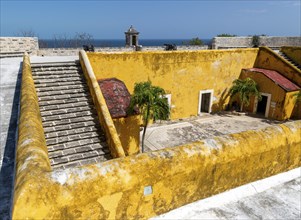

{"left": 125, "top": 25, "right": 139, "bottom": 47}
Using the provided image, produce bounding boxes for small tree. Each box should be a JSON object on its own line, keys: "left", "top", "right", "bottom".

{"left": 217, "top": 34, "right": 237, "bottom": 37}
{"left": 128, "top": 81, "right": 170, "bottom": 153}
{"left": 229, "top": 78, "right": 261, "bottom": 112}
{"left": 183, "top": 37, "right": 203, "bottom": 46}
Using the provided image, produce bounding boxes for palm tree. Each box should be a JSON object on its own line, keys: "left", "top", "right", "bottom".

{"left": 128, "top": 81, "right": 170, "bottom": 153}
{"left": 229, "top": 78, "right": 261, "bottom": 112}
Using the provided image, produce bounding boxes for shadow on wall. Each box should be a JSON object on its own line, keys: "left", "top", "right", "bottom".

{"left": 113, "top": 115, "right": 141, "bottom": 155}
{"left": 211, "top": 88, "right": 230, "bottom": 112}
{"left": 0, "top": 62, "right": 22, "bottom": 220}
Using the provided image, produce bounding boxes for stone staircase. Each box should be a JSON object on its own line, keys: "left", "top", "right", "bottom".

{"left": 277, "top": 51, "right": 301, "bottom": 70}
{"left": 31, "top": 61, "right": 111, "bottom": 170}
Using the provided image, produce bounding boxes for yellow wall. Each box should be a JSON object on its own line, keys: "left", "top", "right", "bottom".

{"left": 255, "top": 47, "right": 301, "bottom": 87}
{"left": 13, "top": 119, "right": 301, "bottom": 219}
{"left": 284, "top": 91, "right": 301, "bottom": 120}
{"left": 281, "top": 46, "right": 301, "bottom": 66}
{"left": 113, "top": 115, "right": 140, "bottom": 155}
{"left": 240, "top": 69, "right": 288, "bottom": 120}
{"left": 88, "top": 49, "right": 258, "bottom": 120}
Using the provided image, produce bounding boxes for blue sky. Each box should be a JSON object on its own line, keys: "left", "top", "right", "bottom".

{"left": 1, "top": 0, "right": 300, "bottom": 39}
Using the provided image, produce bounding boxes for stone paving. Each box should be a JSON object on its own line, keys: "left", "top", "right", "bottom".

{"left": 143, "top": 113, "right": 282, "bottom": 152}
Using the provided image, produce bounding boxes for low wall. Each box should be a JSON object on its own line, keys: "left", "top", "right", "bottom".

{"left": 281, "top": 46, "right": 301, "bottom": 66}
{"left": 254, "top": 47, "right": 301, "bottom": 87}
{"left": 12, "top": 115, "right": 301, "bottom": 219}
{"left": 0, "top": 37, "right": 39, "bottom": 55}
{"left": 79, "top": 50, "right": 125, "bottom": 158}
{"left": 37, "top": 46, "right": 208, "bottom": 56}
{"left": 212, "top": 36, "right": 301, "bottom": 49}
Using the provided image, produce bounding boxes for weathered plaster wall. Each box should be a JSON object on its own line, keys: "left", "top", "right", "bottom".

{"left": 254, "top": 47, "right": 301, "bottom": 87}
{"left": 0, "top": 37, "right": 39, "bottom": 55}
{"left": 88, "top": 49, "right": 258, "bottom": 120}
{"left": 212, "top": 36, "right": 301, "bottom": 49}
{"left": 13, "top": 118, "right": 301, "bottom": 219}
{"left": 281, "top": 46, "right": 301, "bottom": 66}
{"left": 79, "top": 51, "right": 125, "bottom": 158}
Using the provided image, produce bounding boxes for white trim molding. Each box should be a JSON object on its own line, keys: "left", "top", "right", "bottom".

{"left": 198, "top": 89, "right": 214, "bottom": 115}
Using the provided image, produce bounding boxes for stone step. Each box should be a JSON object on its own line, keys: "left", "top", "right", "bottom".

{"left": 48, "top": 136, "right": 105, "bottom": 152}
{"left": 45, "top": 124, "right": 99, "bottom": 139}
{"left": 31, "top": 61, "right": 79, "bottom": 68}
{"left": 41, "top": 105, "right": 94, "bottom": 117}
{"left": 37, "top": 87, "right": 88, "bottom": 97}
{"left": 31, "top": 67, "right": 83, "bottom": 74}
{"left": 36, "top": 83, "right": 86, "bottom": 93}
{"left": 43, "top": 115, "right": 97, "bottom": 128}
{"left": 46, "top": 130, "right": 100, "bottom": 146}
{"left": 39, "top": 96, "right": 89, "bottom": 106}
{"left": 38, "top": 92, "right": 88, "bottom": 102}
{"left": 48, "top": 142, "right": 109, "bottom": 159}
{"left": 43, "top": 120, "right": 102, "bottom": 134}
{"left": 51, "top": 153, "right": 112, "bottom": 170}
{"left": 34, "top": 80, "right": 86, "bottom": 89}
{"left": 39, "top": 100, "right": 93, "bottom": 112}
{"left": 34, "top": 76, "right": 84, "bottom": 84}
{"left": 32, "top": 73, "right": 82, "bottom": 79}
{"left": 42, "top": 109, "right": 94, "bottom": 122}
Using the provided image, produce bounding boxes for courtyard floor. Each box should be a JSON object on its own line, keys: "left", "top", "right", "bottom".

{"left": 143, "top": 113, "right": 282, "bottom": 152}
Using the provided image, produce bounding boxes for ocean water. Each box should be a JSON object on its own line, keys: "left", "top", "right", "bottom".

{"left": 39, "top": 39, "right": 212, "bottom": 48}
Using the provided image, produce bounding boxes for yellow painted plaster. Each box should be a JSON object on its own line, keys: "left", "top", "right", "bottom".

{"left": 281, "top": 46, "right": 301, "bottom": 66}
{"left": 88, "top": 49, "right": 258, "bottom": 120}
{"left": 113, "top": 115, "right": 141, "bottom": 155}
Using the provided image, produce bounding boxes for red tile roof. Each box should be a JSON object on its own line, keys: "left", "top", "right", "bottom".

{"left": 98, "top": 78, "right": 133, "bottom": 118}
{"left": 245, "top": 68, "right": 300, "bottom": 92}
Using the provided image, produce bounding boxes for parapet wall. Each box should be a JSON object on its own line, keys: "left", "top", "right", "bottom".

{"left": 37, "top": 45, "right": 208, "bottom": 56}
{"left": 13, "top": 106, "right": 301, "bottom": 219}
{"left": 0, "top": 37, "right": 39, "bottom": 55}
{"left": 212, "top": 36, "right": 301, "bottom": 49}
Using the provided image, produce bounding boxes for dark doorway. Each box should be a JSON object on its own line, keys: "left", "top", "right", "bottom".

{"left": 257, "top": 95, "right": 268, "bottom": 115}
{"left": 201, "top": 93, "right": 211, "bottom": 113}
{"left": 132, "top": 36, "right": 137, "bottom": 46}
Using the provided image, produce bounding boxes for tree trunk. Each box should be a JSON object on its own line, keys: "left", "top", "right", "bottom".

{"left": 240, "top": 103, "right": 243, "bottom": 112}
{"left": 141, "top": 105, "right": 150, "bottom": 153}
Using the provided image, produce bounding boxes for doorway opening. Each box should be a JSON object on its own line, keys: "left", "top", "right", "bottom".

{"left": 254, "top": 93, "right": 271, "bottom": 117}
{"left": 257, "top": 96, "right": 267, "bottom": 114}
{"left": 198, "top": 90, "right": 214, "bottom": 115}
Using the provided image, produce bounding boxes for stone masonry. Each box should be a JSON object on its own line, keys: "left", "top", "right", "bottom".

{"left": 212, "top": 36, "right": 301, "bottom": 49}
{"left": 0, "top": 37, "right": 39, "bottom": 57}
